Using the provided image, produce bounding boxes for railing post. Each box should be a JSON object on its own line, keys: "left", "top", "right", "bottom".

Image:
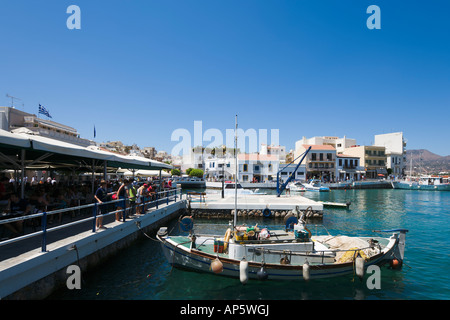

{"left": 156, "top": 191, "right": 159, "bottom": 209}
{"left": 41, "top": 211, "right": 47, "bottom": 252}
{"left": 167, "top": 189, "right": 169, "bottom": 205}
{"left": 92, "top": 203, "right": 97, "bottom": 232}
{"left": 123, "top": 199, "right": 126, "bottom": 222}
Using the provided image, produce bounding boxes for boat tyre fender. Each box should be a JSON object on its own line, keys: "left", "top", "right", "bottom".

{"left": 263, "top": 208, "right": 271, "bottom": 218}
{"left": 224, "top": 228, "right": 231, "bottom": 252}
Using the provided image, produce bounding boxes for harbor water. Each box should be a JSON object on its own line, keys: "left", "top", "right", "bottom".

{"left": 48, "top": 189, "right": 450, "bottom": 300}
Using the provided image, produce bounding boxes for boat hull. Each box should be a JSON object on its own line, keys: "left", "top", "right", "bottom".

{"left": 392, "top": 181, "right": 450, "bottom": 191}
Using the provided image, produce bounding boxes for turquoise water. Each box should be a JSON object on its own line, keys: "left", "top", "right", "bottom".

{"left": 49, "top": 189, "right": 450, "bottom": 300}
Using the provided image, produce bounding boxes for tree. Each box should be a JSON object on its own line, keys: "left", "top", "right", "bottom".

{"left": 171, "top": 169, "right": 181, "bottom": 176}
{"left": 186, "top": 168, "right": 193, "bottom": 175}
{"left": 189, "top": 169, "right": 204, "bottom": 178}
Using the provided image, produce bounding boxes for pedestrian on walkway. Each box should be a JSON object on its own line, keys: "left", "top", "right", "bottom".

{"left": 94, "top": 180, "right": 112, "bottom": 230}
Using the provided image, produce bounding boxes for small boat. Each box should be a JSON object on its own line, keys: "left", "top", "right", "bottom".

{"left": 392, "top": 176, "right": 450, "bottom": 191}
{"left": 173, "top": 176, "right": 206, "bottom": 188}
{"left": 302, "top": 179, "right": 330, "bottom": 192}
{"left": 223, "top": 182, "right": 265, "bottom": 195}
{"left": 287, "top": 181, "right": 306, "bottom": 192}
{"left": 157, "top": 214, "right": 408, "bottom": 281}
{"left": 318, "top": 201, "right": 351, "bottom": 209}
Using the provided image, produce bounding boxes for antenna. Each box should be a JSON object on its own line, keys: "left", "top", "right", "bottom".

{"left": 6, "top": 94, "right": 22, "bottom": 108}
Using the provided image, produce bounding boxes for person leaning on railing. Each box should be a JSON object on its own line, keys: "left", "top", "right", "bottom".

{"left": 94, "top": 180, "right": 114, "bottom": 230}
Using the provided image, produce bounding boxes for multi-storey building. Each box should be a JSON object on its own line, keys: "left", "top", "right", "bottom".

{"left": 295, "top": 136, "right": 357, "bottom": 154}
{"left": 343, "top": 145, "right": 387, "bottom": 179}
{"left": 294, "top": 144, "right": 337, "bottom": 181}
{"left": 374, "top": 132, "right": 407, "bottom": 177}
{"left": 0, "top": 106, "right": 92, "bottom": 147}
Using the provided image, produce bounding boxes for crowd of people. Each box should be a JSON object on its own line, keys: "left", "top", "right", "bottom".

{"left": 0, "top": 176, "right": 175, "bottom": 238}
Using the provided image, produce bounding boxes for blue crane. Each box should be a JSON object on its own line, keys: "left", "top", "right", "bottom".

{"left": 276, "top": 146, "right": 311, "bottom": 197}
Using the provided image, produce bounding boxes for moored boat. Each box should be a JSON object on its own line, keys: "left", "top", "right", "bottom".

{"left": 157, "top": 214, "right": 408, "bottom": 281}
{"left": 223, "top": 182, "right": 266, "bottom": 195}
{"left": 302, "top": 179, "right": 330, "bottom": 192}
{"left": 173, "top": 176, "right": 206, "bottom": 188}
{"left": 392, "top": 176, "right": 450, "bottom": 191}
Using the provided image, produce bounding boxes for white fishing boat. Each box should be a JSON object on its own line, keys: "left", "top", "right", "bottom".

{"left": 302, "top": 179, "right": 330, "bottom": 192}
{"left": 157, "top": 116, "right": 407, "bottom": 282}
{"left": 157, "top": 214, "right": 408, "bottom": 281}
{"left": 392, "top": 176, "right": 450, "bottom": 191}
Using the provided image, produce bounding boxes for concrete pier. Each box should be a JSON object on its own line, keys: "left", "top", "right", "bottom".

{"left": 0, "top": 200, "right": 186, "bottom": 300}
{"left": 188, "top": 193, "right": 324, "bottom": 220}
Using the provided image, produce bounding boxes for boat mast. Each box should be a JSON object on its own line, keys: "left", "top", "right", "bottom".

{"left": 234, "top": 114, "right": 238, "bottom": 228}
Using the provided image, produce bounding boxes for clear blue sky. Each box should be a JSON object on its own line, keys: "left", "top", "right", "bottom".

{"left": 1, "top": 1, "right": 449, "bottom": 156}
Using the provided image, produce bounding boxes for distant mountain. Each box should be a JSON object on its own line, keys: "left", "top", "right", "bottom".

{"left": 406, "top": 149, "right": 450, "bottom": 174}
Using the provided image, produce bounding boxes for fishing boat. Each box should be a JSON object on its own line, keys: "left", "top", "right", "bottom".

{"left": 392, "top": 176, "right": 450, "bottom": 191}
{"left": 157, "top": 116, "right": 407, "bottom": 282}
{"left": 302, "top": 179, "right": 330, "bottom": 192}
{"left": 157, "top": 213, "right": 408, "bottom": 281}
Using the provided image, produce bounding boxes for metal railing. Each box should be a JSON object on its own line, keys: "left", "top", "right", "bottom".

{"left": 0, "top": 187, "right": 183, "bottom": 253}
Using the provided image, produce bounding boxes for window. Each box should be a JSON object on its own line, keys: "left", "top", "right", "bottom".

{"left": 268, "top": 164, "right": 272, "bottom": 172}
{"left": 254, "top": 165, "right": 260, "bottom": 172}
{"left": 327, "top": 153, "right": 332, "bottom": 161}
{"left": 311, "top": 153, "right": 317, "bottom": 161}
{"left": 320, "top": 153, "right": 324, "bottom": 161}
{"left": 339, "top": 159, "right": 342, "bottom": 166}
{"left": 243, "top": 164, "right": 248, "bottom": 172}
{"left": 243, "top": 175, "right": 248, "bottom": 181}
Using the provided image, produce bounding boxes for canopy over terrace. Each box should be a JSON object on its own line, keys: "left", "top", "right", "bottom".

{"left": 0, "top": 129, "right": 172, "bottom": 196}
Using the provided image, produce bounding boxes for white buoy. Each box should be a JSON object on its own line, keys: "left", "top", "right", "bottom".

{"left": 303, "top": 260, "right": 310, "bottom": 281}
{"left": 240, "top": 258, "right": 249, "bottom": 284}
{"left": 355, "top": 256, "right": 365, "bottom": 279}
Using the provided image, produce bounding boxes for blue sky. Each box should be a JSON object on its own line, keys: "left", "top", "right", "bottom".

{"left": 0, "top": 1, "right": 449, "bottom": 156}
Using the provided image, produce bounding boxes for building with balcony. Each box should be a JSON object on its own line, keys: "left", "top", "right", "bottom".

{"left": 374, "top": 132, "right": 407, "bottom": 177}
{"left": 335, "top": 154, "right": 364, "bottom": 181}
{"left": 0, "top": 106, "right": 92, "bottom": 147}
{"left": 237, "top": 154, "right": 280, "bottom": 183}
{"left": 343, "top": 145, "right": 387, "bottom": 179}
{"left": 294, "top": 144, "right": 336, "bottom": 182}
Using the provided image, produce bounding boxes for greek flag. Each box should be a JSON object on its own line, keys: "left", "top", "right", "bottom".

{"left": 38, "top": 104, "right": 52, "bottom": 118}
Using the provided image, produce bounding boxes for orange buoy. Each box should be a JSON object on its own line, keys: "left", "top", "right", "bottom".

{"left": 390, "top": 258, "right": 402, "bottom": 269}
{"left": 210, "top": 258, "right": 223, "bottom": 274}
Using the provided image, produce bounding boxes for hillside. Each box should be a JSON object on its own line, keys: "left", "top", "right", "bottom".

{"left": 406, "top": 149, "right": 450, "bottom": 174}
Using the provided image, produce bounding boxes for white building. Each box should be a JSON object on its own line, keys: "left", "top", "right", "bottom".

{"left": 204, "top": 156, "right": 236, "bottom": 181}
{"left": 237, "top": 154, "right": 280, "bottom": 183}
{"left": 259, "top": 144, "right": 287, "bottom": 162}
{"left": 374, "top": 132, "right": 407, "bottom": 176}
{"left": 335, "top": 154, "right": 364, "bottom": 181}
{"left": 295, "top": 136, "right": 357, "bottom": 154}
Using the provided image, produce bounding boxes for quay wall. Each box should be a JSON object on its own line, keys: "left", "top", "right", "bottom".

{"left": 189, "top": 208, "right": 323, "bottom": 220}
{"left": 0, "top": 200, "right": 187, "bottom": 300}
